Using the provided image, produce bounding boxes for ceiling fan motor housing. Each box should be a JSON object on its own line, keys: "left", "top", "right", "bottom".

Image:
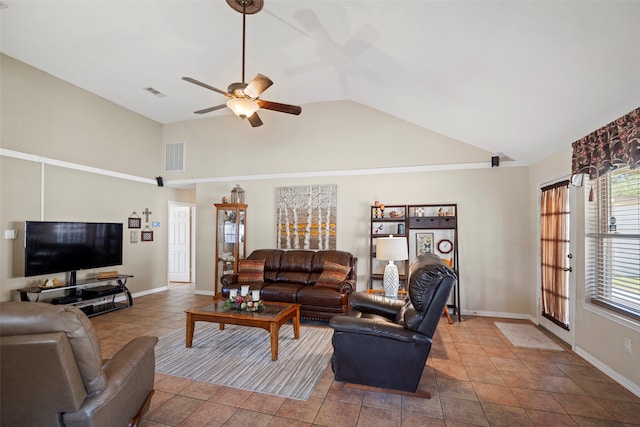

{"left": 228, "top": 82, "right": 248, "bottom": 97}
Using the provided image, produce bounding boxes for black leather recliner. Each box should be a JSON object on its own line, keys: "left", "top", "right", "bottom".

{"left": 329, "top": 254, "right": 456, "bottom": 393}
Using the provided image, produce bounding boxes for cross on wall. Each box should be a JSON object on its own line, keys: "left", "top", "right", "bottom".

{"left": 142, "top": 208, "right": 152, "bottom": 223}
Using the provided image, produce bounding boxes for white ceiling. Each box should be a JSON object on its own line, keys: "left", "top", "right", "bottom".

{"left": 2, "top": 1, "right": 639, "bottom": 165}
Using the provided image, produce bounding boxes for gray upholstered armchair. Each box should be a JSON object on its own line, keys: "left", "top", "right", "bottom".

{"left": 0, "top": 301, "right": 158, "bottom": 427}
{"left": 329, "top": 254, "right": 456, "bottom": 393}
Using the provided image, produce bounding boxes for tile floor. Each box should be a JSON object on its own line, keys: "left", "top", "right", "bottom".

{"left": 91, "top": 284, "right": 640, "bottom": 427}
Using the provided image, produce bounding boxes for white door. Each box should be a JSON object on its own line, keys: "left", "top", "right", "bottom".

{"left": 169, "top": 205, "right": 191, "bottom": 282}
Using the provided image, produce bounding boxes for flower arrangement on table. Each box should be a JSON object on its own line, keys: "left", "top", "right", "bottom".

{"left": 223, "top": 294, "right": 264, "bottom": 312}
{"left": 223, "top": 286, "right": 265, "bottom": 312}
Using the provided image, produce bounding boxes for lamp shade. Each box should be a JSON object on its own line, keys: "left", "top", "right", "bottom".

{"left": 376, "top": 236, "right": 408, "bottom": 261}
{"left": 226, "top": 97, "right": 259, "bottom": 118}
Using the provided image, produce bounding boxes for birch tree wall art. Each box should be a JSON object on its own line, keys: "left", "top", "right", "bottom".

{"left": 276, "top": 185, "right": 337, "bottom": 250}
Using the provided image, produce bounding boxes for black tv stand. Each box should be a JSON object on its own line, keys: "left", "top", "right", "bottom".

{"left": 17, "top": 275, "right": 133, "bottom": 317}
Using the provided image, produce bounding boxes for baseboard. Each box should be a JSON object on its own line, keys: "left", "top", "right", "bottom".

{"left": 574, "top": 346, "right": 640, "bottom": 398}
{"left": 460, "top": 309, "right": 531, "bottom": 320}
{"left": 131, "top": 286, "right": 168, "bottom": 298}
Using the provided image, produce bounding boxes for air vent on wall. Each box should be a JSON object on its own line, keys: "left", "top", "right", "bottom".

{"left": 164, "top": 142, "right": 185, "bottom": 172}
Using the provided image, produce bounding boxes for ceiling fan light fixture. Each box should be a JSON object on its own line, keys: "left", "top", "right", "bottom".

{"left": 226, "top": 97, "right": 259, "bottom": 118}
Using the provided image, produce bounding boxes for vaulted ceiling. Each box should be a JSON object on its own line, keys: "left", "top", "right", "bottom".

{"left": 1, "top": 1, "right": 639, "bottom": 165}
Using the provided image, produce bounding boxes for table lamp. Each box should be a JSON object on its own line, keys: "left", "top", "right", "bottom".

{"left": 376, "top": 235, "right": 408, "bottom": 298}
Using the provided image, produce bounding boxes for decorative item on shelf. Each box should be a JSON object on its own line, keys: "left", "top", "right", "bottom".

{"left": 374, "top": 224, "right": 383, "bottom": 234}
{"left": 220, "top": 252, "right": 235, "bottom": 262}
{"left": 223, "top": 294, "right": 264, "bottom": 312}
{"left": 141, "top": 226, "right": 154, "bottom": 242}
{"left": 97, "top": 271, "right": 119, "bottom": 279}
{"left": 389, "top": 210, "right": 404, "bottom": 218}
{"left": 128, "top": 212, "right": 141, "bottom": 229}
{"left": 222, "top": 195, "right": 229, "bottom": 203}
{"left": 416, "top": 207, "right": 424, "bottom": 217}
{"left": 376, "top": 235, "right": 408, "bottom": 298}
{"left": 230, "top": 184, "right": 245, "bottom": 203}
{"left": 39, "top": 278, "right": 64, "bottom": 289}
{"left": 446, "top": 209, "right": 453, "bottom": 216}
{"left": 374, "top": 200, "right": 380, "bottom": 207}
{"left": 374, "top": 207, "right": 380, "bottom": 218}
{"left": 379, "top": 204, "right": 385, "bottom": 218}
{"left": 438, "top": 208, "right": 444, "bottom": 217}
{"left": 397, "top": 223, "right": 405, "bottom": 235}
{"left": 437, "top": 239, "right": 453, "bottom": 254}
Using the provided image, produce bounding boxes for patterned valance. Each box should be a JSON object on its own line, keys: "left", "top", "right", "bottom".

{"left": 571, "top": 107, "right": 640, "bottom": 179}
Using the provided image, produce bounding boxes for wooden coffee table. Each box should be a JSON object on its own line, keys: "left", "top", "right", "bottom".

{"left": 185, "top": 300, "right": 301, "bottom": 361}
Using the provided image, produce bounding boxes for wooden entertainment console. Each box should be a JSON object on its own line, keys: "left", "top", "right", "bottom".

{"left": 17, "top": 275, "right": 133, "bottom": 317}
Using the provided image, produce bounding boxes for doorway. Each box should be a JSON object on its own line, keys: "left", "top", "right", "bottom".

{"left": 168, "top": 202, "right": 195, "bottom": 284}
{"left": 538, "top": 179, "right": 575, "bottom": 345}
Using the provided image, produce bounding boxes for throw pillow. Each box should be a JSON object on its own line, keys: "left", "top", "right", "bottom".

{"left": 238, "top": 259, "right": 265, "bottom": 283}
{"left": 315, "top": 261, "right": 351, "bottom": 289}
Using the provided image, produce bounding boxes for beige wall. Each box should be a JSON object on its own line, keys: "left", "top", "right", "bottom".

{"left": 1, "top": 55, "right": 194, "bottom": 299}
{"left": 162, "top": 101, "right": 493, "bottom": 180}
{"left": 192, "top": 167, "right": 532, "bottom": 316}
{"left": 1, "top": 55, "right": 162, "bottom": 177}
{"left": 530, "top": 147, "right": 640, "bottom": 394}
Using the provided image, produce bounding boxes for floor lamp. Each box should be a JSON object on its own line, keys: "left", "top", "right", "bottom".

{"left": 376, "top": 235, "right": 408, "bottom": 298}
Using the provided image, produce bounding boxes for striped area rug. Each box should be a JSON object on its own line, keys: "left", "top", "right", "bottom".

{"left": 155, "top": 322, "right": 334, "bottom": 400}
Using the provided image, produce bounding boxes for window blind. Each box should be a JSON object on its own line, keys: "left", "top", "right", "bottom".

{"left": 585, "top": 166, "right": 640, "bottom": 320}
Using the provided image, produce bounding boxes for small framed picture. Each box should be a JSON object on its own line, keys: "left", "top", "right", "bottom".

{"left": 130, "top": 231, "right": 139, "bottom": 243}
{"left": 141, "top": 228, "right": 154, "bottom": 242}
{"left": 416, "top": 233, "right": 434, "bottom": 256}
{"left": 128, "top": 216, "right": 141, "bottom": 229}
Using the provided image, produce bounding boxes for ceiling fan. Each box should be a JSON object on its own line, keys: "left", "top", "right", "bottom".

{"left": 182, "top": 0, "right": 301, "bottom": 127}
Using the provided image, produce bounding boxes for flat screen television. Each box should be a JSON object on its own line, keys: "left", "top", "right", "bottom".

{"left": 24, "top": 221, "right": 123, "bottom": 280}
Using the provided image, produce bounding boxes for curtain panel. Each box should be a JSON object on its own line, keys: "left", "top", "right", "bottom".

{"left": 571, "top": 107, "right": 640, "bottom": 179}
{"left": 540, "top": 182, "right": 570, "bottom": 329}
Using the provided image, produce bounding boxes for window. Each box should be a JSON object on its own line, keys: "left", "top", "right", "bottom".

{"left": 585, "top": 166, "right": 640, "bottom": 320}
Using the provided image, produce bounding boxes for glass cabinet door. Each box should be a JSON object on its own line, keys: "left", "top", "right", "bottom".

{"left": 214, "top": 203, "right": 247, "bottom": 294}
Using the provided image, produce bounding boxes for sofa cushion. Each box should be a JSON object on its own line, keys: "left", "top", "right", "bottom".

{"left": 310, "top": 251, "right": 355, "bottom": 283}
{"left": 260, "top": 283, "right": 305, "bottom": 303}
{"left": 248, "top": 249, "right": 283, "bottom": 282}
{"left": 315, "top": 261, "right": 352, "bottom": 289}
{"left": 297, "top": 285, "right": 348, "bottom": 307}
{"left": 238, "top": 259, "right": 265, "bottom": 283}
{"left": 274, "top": 251, "right": 314, "bottom": 284}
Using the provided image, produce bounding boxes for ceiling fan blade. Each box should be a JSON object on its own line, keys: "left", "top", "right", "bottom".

{"left": 182, "top": 77, "right": 230, "bottom": 97}
{"left": 258, "top": 100, "right": 302, "bottom": 116}
{"left": 295, "top": 9, "right": 331, "bottom": 41}
{"left": 194, "top": 104, "right": 227, "bottom": 114}
{"left": 244, "top": 74, "right": 273, "bottom": 99}
{"left": 247, "top": 112, "right": 263, "bottom": 127}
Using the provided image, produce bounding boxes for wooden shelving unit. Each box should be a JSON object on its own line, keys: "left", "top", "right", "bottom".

{"left": 369, "top": 203, "right": 461, "bottom": 321}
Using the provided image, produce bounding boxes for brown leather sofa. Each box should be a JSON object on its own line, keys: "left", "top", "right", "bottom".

{"left": 221, "top": 249, "right": 357, "bottom": 320}
{"left": 0, "top": 301, "right": 158, "bottom": 427}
